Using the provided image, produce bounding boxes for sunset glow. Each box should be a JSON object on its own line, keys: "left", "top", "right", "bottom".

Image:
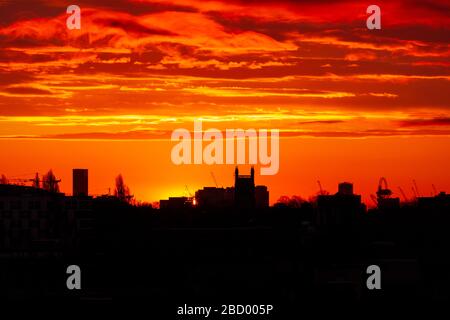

{"left": 0, "top": 0, "right": 449, "bottom": 204}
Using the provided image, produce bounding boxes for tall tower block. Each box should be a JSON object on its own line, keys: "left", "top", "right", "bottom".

{"left": 73, "top": 169, "right": 88, "bottom": 196}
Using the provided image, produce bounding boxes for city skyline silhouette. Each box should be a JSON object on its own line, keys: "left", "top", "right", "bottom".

{"left": 1, "top": 166, "right": 447, "bottom": 209}
{"left": 0, "top": 0, "right": 449, "bottom": 312}
{"left": 1, "top": 165, "right": 449, "bottom": 308}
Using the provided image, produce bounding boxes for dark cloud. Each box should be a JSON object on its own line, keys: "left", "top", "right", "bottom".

{"left": 398, "top": 117, "right": 450, "bottom": 127}
{"left": 4, "top": 126, "right": 450, "bottom": 140}
{"left": 297, "top": 120, "right": 345, "bottom": 125}
{"left": 0, "top": 71, "right": 35, "bottom": 86}
{"left": 2, "top": 86, "right": 53, "bottom": 95}
{"left": 92, "top": 17, "right": 177, "bottom": 36}
{"left": 33, "top": 129, "right": 170, "bottom": 140}
{"left": 0, "top": 0, "right": 195, "bottom": 26}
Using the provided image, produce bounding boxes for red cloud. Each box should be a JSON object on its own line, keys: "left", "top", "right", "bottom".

{"left": 398, "top": 117, "right": 450, "bottom": 127}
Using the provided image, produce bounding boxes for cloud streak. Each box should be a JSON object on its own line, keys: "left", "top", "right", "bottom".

{"left": 0, "top": 0, "right": 448, "bottom": 139}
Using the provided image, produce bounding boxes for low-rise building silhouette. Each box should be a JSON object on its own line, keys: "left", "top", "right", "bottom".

{"left": 192, "top": 167, "right": 269, "bottom": 209}
{"left": 317, "top": 182, "right": 364, "bottom": 226}
{"left": 195, "top": 187, "right": 234, "bottom": 209}
{"left": 418, "top": 192, "right": 450, "bottom": 214}
{"left": 160, "top": 196, "right": 193, "bottom": 210}
{"left": 255, "top": 185, "right": 269, "bottom": 208}
{"left": 0, "top": 184, "right": 65, "bottom": 254}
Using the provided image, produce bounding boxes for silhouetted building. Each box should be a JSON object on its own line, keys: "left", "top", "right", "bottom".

{"left": 418, "top": 192, "right": 450, "bottom": 211}
{"left": 194, "top": 168, "right": 268, "bottom": 209}
{"left": 234, "top": 167, "right": 255, "bottom": 209}
{"left": 317, "top": 182, "right": 364, "bottom": 226}
{"left": 377, "top": 197, "right": 400, "bottom": 210}
{"left": 255, "top": 185, "right": 269, "bottom": 208}
{"left": 160, "top": 197, "right": 193, "bottom": 210}
{"left": 73, "top": 169, "right": 88, "bottom": 196}
{"left": 0, "top": 184, "right": 65, "bottom": 253}
{"left": 338, "top": 182, "right": 353, "bottom": 196}
{"left": 195, "top": 187, "right": 234, "bottom": 209}
{"left": 0, "top": 183, "right": 98, "bottom": 254}
{"left": 64, "top": 195, "right": 94, "bottom": 250}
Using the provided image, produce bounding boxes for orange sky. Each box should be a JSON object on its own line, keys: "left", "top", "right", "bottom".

{"left": 0, "top": 0, "right": 449, "bottom": 204}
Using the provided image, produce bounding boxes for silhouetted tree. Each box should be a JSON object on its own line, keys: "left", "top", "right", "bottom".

{"left": 31, "top": 172, "right": 40, "bottom": 188}
{"left": 276, "top": 195, "right": 306, "bottom": 208}
{"left": 0, "top": 174, "right": 8, "bottom": 184}
{"left": 114, "top": 174, "right": 132, "bottom": 203}
{"left": 151, "top": 201, "right": 160, "bottom": 209}
{"left": 42, "top": 170, "right": 60, "bottom": 193}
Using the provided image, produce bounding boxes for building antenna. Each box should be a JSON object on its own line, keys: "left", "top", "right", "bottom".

{"left": 210, "top": 171, "right": 219, "bottom": 188}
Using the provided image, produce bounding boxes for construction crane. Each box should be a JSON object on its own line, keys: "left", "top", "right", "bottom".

{"left": 413, "top": 179, "right": 421, "bottom": 197}
{"left": 411, "top": 187, "right": 418, "bottom": 199}
{"left": 6, "top": 178, "right": 29, "bottom": 186}
{"left": 398, "top": 187, "right": 408, "bottom": 202}
{"left": 1, "top": 171, "right": 58, "bottom": 191}
{"left": 432, "top": 184, "right": 438, "bottom": 196}
{"left": 184, "top": 185, "right": 193, "bottom": 197}
{"left": 376, "top": 177, "right": 401, "bottom": 209}
{"left": 317, "top": 180, "right": 324, "bottom": 195}
{"left": 370, "top": 194, "right": 378, "bottom": 207}
{"left": 184, "top": 185, "right": 196, "bottom": 206}
{"left": 210, "top": 171, "right": 219, "bottom": 188}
